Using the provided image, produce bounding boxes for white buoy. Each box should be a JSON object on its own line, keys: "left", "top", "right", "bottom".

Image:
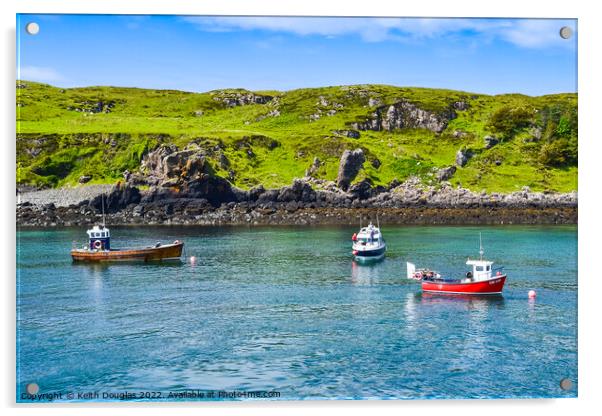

{"left": 528, "top": 290, "right": 537, "bottom": 299}
{"left": 190, "top": 256, "right": 197, "bottom": 265}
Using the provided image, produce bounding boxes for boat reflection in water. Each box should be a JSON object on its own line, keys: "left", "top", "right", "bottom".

{"left": 350, "top": 260, "right": 383, "bottom": 285}
{"left": 417, "top": 291, "right": 505, "bottom": 308}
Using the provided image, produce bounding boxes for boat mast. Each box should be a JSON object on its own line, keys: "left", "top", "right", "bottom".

{"left": 479, "top": 232, "right": 484, "bottom": 260}
{"left": 101, "top": 192, "right": 106, "bottom": 228}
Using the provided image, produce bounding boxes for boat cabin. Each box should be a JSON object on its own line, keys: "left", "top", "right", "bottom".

{"left": 465, "top": 259, "right": 495, "bottom": 281}
{"left": 354, "top": 223, "right": 382, "bottom": 244}
{"left": 87, "top": 225, "right": 111, "bottom": 250}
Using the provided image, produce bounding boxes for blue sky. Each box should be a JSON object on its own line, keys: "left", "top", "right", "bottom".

{"left": 16, "top": 14, "right": 577, "bottom": 95}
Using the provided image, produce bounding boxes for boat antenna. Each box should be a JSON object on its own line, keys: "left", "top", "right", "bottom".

{"left": 101, "top": 192, "right": 106, "bottom": 228}
{"left": 479, "top": 232, "right": 484, "bottom": 260}
{"left": 377, "top": 213, "right": 380, "bottom": 229}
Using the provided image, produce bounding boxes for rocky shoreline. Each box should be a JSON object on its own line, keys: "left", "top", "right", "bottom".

{"left": 17, "top": 143, "right": 577, "bottom": 227}
{"left": 17, "top": 179, "right": 577, "bottom": 227}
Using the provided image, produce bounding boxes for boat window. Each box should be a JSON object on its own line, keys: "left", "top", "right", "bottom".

{"left": 94, "top": 232, "right": 99, "bottom": 237}
{"left": 486, "top": 266, "right": 490, "bottom": 271}
{"left": 476, "top": 266, "right": 484, "bottom": 271}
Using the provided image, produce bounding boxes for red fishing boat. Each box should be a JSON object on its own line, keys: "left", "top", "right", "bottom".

{"left": 407, "top": 235, "right": 507, "bottom": 295}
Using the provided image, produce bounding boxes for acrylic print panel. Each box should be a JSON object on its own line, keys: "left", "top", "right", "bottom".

{"left": 16, "top": 15, "right": 577, "bottom": 402}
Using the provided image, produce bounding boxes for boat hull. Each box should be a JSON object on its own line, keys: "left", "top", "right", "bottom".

{"left": 71, "top": 242, "right": 184, "bottom": 262}
{"left": 353, "top": 245, "right": 386, "bottom": 260}
{"left": 421, "top": 275, "right": 506, "bottom": 295}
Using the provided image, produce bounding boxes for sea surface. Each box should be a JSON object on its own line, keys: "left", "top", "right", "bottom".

{"left": 16, "top": 225, "right": 578, "bottom": 401}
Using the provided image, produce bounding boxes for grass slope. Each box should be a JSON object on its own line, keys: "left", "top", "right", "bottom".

{"left": 16, "top": 81, "right": 577, "bottom": 192}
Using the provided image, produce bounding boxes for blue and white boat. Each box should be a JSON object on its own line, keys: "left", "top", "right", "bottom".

{"left": 351, "top": 221, "right": 386, "bottom": 261}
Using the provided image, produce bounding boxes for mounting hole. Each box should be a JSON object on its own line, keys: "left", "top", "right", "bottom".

{"left": 26, "top": 383, "right": 39, "bottom": 395}
{"left": 560, "top": 378, "right": 573, "bottom": 391}
{"left": 559, "top": 26, "right": 573, "bottom": 40}
{"left": 25, "top": 22, "right": 40, "bottom": 35}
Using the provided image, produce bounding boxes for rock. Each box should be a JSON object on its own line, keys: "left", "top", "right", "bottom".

{"left": 336, "top": 149, "right": 365, "bottom": 191}
{"left": 305, "top": 157, "right": 322, "bottom": 177}
{"left": 436, "top": 166, "right": 457, "bottom": 181}
{"left": 249, "top": 184, "right": 265, "bottom": 201}
{"left": 255, "top": 109, "right": 281, "bottom": 122}
{"left": 351, "top": 100, "right": 456, "bottom": 134}
{"left": 453, "top": 101, "right": 469, "bottom": 111}
{"left": 160, "top": 178, "right": 180, "bottom": 188}
{"left": 193, "top": 110, "right": 204, "bottom": 117}
{"left": 368, "top": 97, "right": 382, "bottom": 107}
{"left": 183, "top": 175, "right": 241, "bottom": 206}
{"left": 219, "top": 153, "right": 230, "bottom": 169}
{"left": 212, "top": 91, "right": 273, "bottom": 107}
{"left": 277, "top": 178, "right": 316, "bottom": 203}
{"left": 333, "top": 129, "right": 360, "bottom": 139}
{"left": 90, "top": 183, "right": 141, "bottom": 213}
{"left": 348, "top": 179, "right": 373, "bottom": 200}
{"left": 495, "top": 160, "right": 502, "bottom": 166}
{"left": 484, "top": 135, "right": 499, "bottom": 149}
{"left": 78, "top": 175, "right": 92, "bottom": 184}
{"left": 140, "top": 145, "right": 209, "bottom": 186}
{"left": 371, "top": 158, "right": 382, "bottom": 169}
{"left": 455, "top": 149, "right": 473, "bottom": 167}
{"left": 453, "top": 130, "right": 467, "bottom": 138}
{"left": 388, "top": 178, "right": 401, "bottom": 190}
{"left": 257, "top": 189, "right": 279, "bottom": 204}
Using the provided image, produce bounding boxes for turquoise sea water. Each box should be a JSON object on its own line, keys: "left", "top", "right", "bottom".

{"left": 16, "top": 225, "right": 577, "bottom": 401}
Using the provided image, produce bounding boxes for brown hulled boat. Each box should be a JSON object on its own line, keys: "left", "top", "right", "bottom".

{"left": 71, "top": 224, "right": 184, "bottom": 262}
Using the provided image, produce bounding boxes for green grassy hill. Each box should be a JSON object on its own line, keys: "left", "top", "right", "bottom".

{"left": 16, "top": 81, "right": 577, "bottom": 192}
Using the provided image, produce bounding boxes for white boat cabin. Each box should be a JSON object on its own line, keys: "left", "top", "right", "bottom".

{"left": 465, "top": 259, "right": 497, "bottom": 281}
{"left": 86, "top": 225, "right": 111, "bottom": 250}
{"left": 353, "top": 222, "right": 383, "bottom": 245}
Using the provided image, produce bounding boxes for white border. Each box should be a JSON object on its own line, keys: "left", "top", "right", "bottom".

{"left": 3, "top": 1, "right": 601, "bottom": 415}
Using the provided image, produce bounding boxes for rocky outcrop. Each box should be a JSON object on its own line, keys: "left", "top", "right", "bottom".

{"left": 67, "top": 100, "right": 115, "bottom": 114}
{"left": 348, "top": 179, "right": 374, "bottom": 200}
{"left": 332, "top": 129, "right": 360, "bottom": 139}
{"left": 453, "top": 101, "right": 469, "bottom": 111}
{"left": 455, "top": 149, "right": 473, "bottom": 167}
{"left": 137, "top": 144, "right": 209, "bottom": 186}
{"left": 277, "top": 178, "right": 317, "bottom": 203}
{"left": 436, "top": 166, "right": 456, "bottom": 181}
{"left": 89, "top": 183, "right": 141, "bottom": 213}
{"left": 351, "top": 100, "right": 456, "bottom": 134}
{"left": 211, "top": 91, "right": 273, "bottom": 107}
{"left": 336, "top": 149, "right": 365, "bottom": 190}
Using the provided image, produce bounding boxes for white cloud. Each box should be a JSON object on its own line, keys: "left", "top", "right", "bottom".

{"left": 18, "top": 65, "right": 65, "bottom": 83}
{"left": 182, "top": 17, "right": 576, "bottom": 49}
{"left": 500, "top": 19, "right": 575, "bottom": 48}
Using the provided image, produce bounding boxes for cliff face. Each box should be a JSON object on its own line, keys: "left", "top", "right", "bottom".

{"left": 17, "top": 81, "right": 577, "bottom": 194}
